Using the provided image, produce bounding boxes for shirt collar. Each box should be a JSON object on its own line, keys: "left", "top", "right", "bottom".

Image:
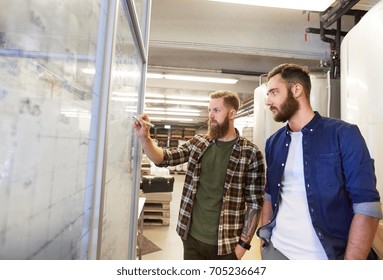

{"left": 284, "top": 111, "right": 322, "bottom": 135}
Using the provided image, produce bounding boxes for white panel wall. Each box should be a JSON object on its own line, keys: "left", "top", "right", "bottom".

{"left": 341, "top": 0, "right": 383, "bottom": 198}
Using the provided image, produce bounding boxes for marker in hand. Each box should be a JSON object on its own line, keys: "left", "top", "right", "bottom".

{"left": 133, "top": 115, "right": 155, "bottom": 128}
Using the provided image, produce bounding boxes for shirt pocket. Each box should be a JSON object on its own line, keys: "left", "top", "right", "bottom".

{"left": 317, "top": 153, "right": 343, "bottom": 188}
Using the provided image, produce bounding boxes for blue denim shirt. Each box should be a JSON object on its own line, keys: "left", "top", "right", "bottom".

{"left": 257, "top": 112, "right": 381, "bottom": 259}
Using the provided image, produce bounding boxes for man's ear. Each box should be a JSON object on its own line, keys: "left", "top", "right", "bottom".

{"left": 293, "top": 84, "right": 304, "bottom": 98}
{"left": 229, "top": 109, "right": 236, "bottom": 119}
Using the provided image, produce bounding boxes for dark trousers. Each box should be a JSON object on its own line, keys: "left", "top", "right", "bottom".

{"left": 182, "top": 235, "right": 238, "bottom": 260}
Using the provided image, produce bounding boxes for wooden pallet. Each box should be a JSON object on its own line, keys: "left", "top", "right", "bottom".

{"left": 143, "top": 217, "right": 170, "bottom": 226}
{"left": 144, "top": 201, "right": 170, "bottom": 210}
{"left": 143, "top": 200, "right": 171, "bottom": 226}
{"left": 144, "top": 210, "right": 170, "bottom": 218}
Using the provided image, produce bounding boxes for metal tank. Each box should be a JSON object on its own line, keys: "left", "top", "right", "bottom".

{"left": 340, "top": 0, "right": 383, "bottom": 198}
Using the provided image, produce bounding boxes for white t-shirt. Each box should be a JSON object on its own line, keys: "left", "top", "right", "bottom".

{"left": 271, "top": 131, "right": 328, "bottom": 260}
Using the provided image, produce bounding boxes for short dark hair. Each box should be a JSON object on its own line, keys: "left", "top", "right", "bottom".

{"left": 267, "top": 63, "right": 311, "bottom": 100}
{"left": 209, "top": 90, "right": 240, "bottom": 111}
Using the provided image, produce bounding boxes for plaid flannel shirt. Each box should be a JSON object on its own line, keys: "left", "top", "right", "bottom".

{"left": 157, "top": 130, "right": 265, "bottom": 255}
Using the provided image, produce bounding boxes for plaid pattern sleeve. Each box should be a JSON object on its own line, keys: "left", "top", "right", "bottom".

{"left": 217, "top": 136, "right": 265, "bottom": 255}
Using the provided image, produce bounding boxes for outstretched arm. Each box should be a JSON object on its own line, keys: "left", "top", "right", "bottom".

{"left": 133, "top": 114, "right": 164, "bottom": 164}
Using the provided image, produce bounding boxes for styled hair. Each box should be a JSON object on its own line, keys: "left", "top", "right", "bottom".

{"left": 209, "top": 90, "right": 240, "bottom": 111}
{"left": 267, "top": 63, "right": 311, "bottom": 100}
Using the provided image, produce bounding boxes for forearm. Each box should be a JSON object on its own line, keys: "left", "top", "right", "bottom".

{"left": 344, "top": 213, "right": 380, "bottom": 259}
{"left": 234, "top": 208, "right": 260, "bottom": 259}
{"left": 258, "top": 199, "right": 273, "bottom": 249}
{"left": 261, "top": 199, "right": 273, "bottom": 226}
{"left": 240, "top": 208, "right": 260, "bottom": 243}
{"left": 140, "top": 137, "right": 164, "bottom": 164}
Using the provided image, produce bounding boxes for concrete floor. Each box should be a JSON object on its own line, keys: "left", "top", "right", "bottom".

{"left": 142, "top": 174, "right": 261, "bottom": 260}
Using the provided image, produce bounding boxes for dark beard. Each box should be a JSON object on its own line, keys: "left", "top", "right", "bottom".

{"left": 272, "top": 89, "right": 299, "bottom": 123}
{"left": 207, "top": 114, "right": 230, "bottom": 140}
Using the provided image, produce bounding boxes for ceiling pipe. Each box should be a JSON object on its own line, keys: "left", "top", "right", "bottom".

{"left": 305, "top": 27, "right": 347, "bottom": 38}
{"left": 306, "top": 0, "right": 366, "bottom": 78}
{"left": 320, "top": 0, "right": 360, "bottom": 28}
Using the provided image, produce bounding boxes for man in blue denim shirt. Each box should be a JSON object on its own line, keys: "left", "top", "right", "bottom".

{"left": 257, "top": 63, "right": 382, "bottom": 260}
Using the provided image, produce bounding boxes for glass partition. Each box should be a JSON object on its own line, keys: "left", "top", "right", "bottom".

{"left": 0, "top": 0, "right": 149, "bottom": 259}
{"left": 97, "top": 0, "right": 145, "bottom": 259}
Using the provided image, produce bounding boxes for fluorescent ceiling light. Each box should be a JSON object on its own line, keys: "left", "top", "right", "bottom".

{"left": 147, "top": 73, "right": 164, "bottom": 79}
{"left": 166, "top": 95, "right": 210, "bottom": 101}
{"left": 145, "top": 110, "right": 200, "bottom": 116}
{"left": 145, "top": 107, "right": 201, "bottom": 113}
{"left": 150, "top": 117, "right": 194, "bottom": 122}
{"left": 147, "top": 73, "right": 238, "bottom": 84}
{"left": 112, "top": 91, "right": 165, "bottom": 98}
{"left": 165, "top": 100, "right": 209, "bottom": 106}
{"left": 144, "top": 99, "right": 209, "bottom": 106}
{"left": 209, "top": 0, "right": 335, "bottom": 11}
{"left": 84, "top": 69, "right": 238, "bottom": 84}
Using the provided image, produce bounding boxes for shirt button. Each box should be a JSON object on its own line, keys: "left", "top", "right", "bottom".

{"left": 310, "top": 129, "right": 313, "bottom": 132}
{"left": 307, "top": 184, "right": 310, "bottom": 188}
{"left": 278, "top": 183, "right": 281, "bottom": 187}
{"left": 310, "top": 208, "right": 314, "bottom": 212}
{"left": 282, "top": 163, "right": 285, "bottom": 166}
{"left": 286, "top": 143, "right": 289, "bottom": 147}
